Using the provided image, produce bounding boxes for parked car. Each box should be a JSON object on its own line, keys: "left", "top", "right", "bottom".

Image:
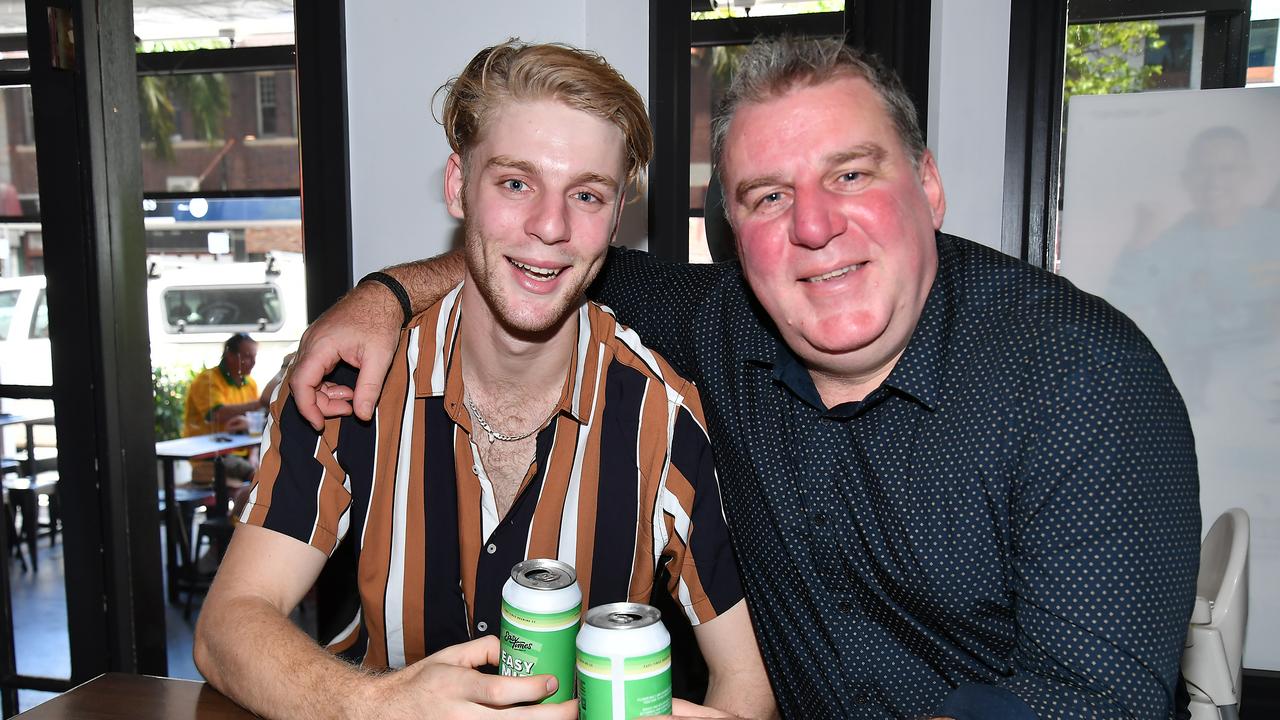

{"left": 0, "top": 252, "right": 306, "bottom": 447}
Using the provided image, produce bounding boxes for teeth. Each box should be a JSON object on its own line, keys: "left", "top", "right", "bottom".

{"left": 511, "top": 259, "right": 563, "bottom": 281}
{"left": 804, "top": 263, "right": 863, "bottom": 283}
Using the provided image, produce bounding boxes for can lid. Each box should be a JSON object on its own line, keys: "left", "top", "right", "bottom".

{"left": 584, "top": 602, "right": 662, "bottom": 630}
{"left": 511, "top": 559, "right": 577, "bottom": 591}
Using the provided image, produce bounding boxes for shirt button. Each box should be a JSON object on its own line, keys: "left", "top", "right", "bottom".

{"left": 838, "top": 600, "right": 853, "bottom": 613}
{"left": 472, "top": 465, "right": 480, "bottom": 475}
{"left": 855, "top": 690, "right": 871, "bottom": 705}
{"left": 813, "top": 511, "right": 827, "bottom": 526}
{"left": 486, "top": 543, "right": 497, "bottom": 554}
{"left": 477, "top": 621, "right": 488, "bottom": 632}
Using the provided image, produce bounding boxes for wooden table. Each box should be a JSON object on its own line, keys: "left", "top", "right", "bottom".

{"left": 13, "top": 673, "right": 252, "bottom": 718}
{"left": 155, "top": 433, "right": 261, "bottom": 604}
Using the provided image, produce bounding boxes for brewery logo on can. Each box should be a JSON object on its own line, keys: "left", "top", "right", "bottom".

{"left": 576, "top": 602, "right": 672, "bottom": 719}
{"left": 499, "top": 559, "right": 582, "bottom": 704}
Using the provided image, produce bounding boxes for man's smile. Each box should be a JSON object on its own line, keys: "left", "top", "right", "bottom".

{"left": 801, "top": 262, "right": 866, "bottom": 283}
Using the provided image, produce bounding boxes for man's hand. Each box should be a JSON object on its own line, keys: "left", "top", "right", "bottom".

{"left": 290, "top": 281, "right": 402, "bottom": 429}
{"left": 222, "top": 415, "right": 250, "bottom": 433}
{"left": 352, "top": 636, "right": 576, "bottom": 719}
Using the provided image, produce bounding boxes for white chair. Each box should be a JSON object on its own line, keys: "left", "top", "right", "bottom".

{"left": 1182, "top": 508, "right": 1249, "bottom": 720}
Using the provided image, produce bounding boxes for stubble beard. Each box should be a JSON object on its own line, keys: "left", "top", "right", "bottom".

{"left": 463, "top": 222, "right": 583, "bottom": 340}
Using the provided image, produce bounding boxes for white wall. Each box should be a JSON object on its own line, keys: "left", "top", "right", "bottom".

{"left": 345, "top": 1, "right": 650, "bottom": 278}
{"left": 927, "top": 0, "right": 1011, "bottom": 250}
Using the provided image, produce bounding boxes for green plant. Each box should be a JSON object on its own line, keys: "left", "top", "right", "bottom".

{"left": 137, "top": 40, "right": 231, "bottom": 160}
{"left": 1065, "top": 21, "right": 1165, "bottom": 102}
{"left": 153, "top": 365, "right": 199, "bottom": 441}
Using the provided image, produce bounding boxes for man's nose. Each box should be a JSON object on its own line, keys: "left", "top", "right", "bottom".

{"left": 527, "top": 194, "right": 570, "bottom": 245}
{"left": 791, "top": 186, "right": 846, "bottom": 249}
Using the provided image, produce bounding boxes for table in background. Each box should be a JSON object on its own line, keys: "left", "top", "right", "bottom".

{"left": 13, "top": 673, "right": 252, "bottom": 719}
{"left": 155, "top": 433, "right": 261, "bottom": 604}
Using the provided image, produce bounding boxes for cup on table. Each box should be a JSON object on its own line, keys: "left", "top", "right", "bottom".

{"left": 246, "top": 409, "right": 267, "bottom": 435}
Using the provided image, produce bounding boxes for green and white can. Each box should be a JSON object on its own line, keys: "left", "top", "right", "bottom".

{"left": 499, "top": 559, "right": 582, "bottom": 704}
{"left": 576, "top": 602, "right": 672, "bottom": 720}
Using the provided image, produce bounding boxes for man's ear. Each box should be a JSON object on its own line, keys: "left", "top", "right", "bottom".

{"left": 444, "top": 153, "right": 466, "bottom": 220}
{"left": 918, "top": 149, "right": 947, "bottom": 230}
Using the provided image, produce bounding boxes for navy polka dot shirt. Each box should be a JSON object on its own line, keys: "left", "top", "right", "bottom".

{"left": 591, "top": 233, "right": 1200, "bottom": 719}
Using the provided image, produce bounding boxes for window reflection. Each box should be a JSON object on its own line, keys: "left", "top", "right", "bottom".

{"left": 139, "top": 70, "right": 298, "bottom": 192}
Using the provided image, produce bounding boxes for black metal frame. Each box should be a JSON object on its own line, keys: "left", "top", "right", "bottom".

{"left": 1000, "top": 0, "right": 1069, "bottom": 268}
{"left": 648, "top": 0, "right": 693, "bottom": 261}
{"left": 295, "top": 0, "right": 355, "bottom": 320}
{"left": 1001, "top": 0, "right": 1249, "bottom": 268}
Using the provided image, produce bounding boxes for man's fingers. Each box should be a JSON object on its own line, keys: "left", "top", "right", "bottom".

{"left": 313, "top": 394, "right": 354, "bottom": 418}
{"left": 319, "top": 382, "right": 354, "bottom": 400}
{"left": 465, "top": 672, "right": 561, "bottom": 709}
{"left": 433, "top": 635, "right": 501, "bottom": 668}
{"left": 288, "top": 353, "right": 330, "bottom": 431}
{"left": 352, "top": 344, "right": 395, "bottom": 421}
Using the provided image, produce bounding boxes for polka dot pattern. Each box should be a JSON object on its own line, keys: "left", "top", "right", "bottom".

{"left": 594, "top": 233, "right": 1200, "bottom": 719}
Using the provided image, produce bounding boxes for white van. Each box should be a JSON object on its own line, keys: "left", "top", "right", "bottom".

{"left": 0, "top": 251, "right": 306, "bottom": 405}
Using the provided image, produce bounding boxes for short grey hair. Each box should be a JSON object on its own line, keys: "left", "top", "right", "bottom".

{"left": 709, "top": 36, "right": 926, "bottom": 174}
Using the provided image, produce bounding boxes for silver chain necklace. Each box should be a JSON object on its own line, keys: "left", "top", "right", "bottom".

{"left": 464, "top": 391, "right": 554, "bottom": 444}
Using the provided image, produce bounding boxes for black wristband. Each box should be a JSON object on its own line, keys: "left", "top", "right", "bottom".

{"left": 359, "top": 271, "right": 412, "bottom": 328}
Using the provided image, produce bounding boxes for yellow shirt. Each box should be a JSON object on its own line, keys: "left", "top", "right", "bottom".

{"left": 183, "top": 364, "right": 259, "bottom": 439}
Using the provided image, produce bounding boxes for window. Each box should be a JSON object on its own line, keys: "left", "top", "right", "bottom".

{"left": 258, "top": 73, "right": 278, "bottom": 136}
{"left": 163, "top": 284, "right": 283, "bottom": 333}
{"left": 1248, "top": 18, "right": 1279, "bottom": 83}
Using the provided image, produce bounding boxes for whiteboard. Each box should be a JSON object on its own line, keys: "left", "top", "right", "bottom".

{"left": 1059, "top": 87, "right": 1280, "bottom": 671}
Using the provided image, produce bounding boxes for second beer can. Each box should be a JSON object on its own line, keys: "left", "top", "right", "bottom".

{"left": 576, "top": 602, "right": 672, "bottom": 719}
{"left": 499, "top": 559, "right": 582, "bottom": 704}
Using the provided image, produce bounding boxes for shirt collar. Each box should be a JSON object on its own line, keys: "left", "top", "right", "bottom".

{"left": 743, "top": 232, "right": 957, "bottom": 414}
{"left": 412, "top": 283, "right": 596, "bottom": 427}
{"left": 218, "top": 360, "right": 249, "bottom": 387}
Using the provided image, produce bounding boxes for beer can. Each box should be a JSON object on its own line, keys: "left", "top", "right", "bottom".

{"left": 576, "top": 602, "right": 672, "bottom": 719}
{"left": 499, "top": 559, "right": 582, "bottom": 704}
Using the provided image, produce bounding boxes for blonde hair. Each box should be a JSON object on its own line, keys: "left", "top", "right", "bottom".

{"left": 437, "top": 39, "right": 652, "bottom": 190}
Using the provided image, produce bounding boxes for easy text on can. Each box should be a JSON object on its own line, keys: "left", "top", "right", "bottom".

{"left": 499, "top": 558, "right": 582, "bottom": 704}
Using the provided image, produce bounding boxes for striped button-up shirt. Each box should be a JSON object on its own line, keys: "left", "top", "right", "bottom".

{"left": 242, "top": 284, "right": 742, "bottom": 668}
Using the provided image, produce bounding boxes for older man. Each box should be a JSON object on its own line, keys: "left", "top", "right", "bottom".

{"left": 294, "top": 38, "right": 1199, "bottom": 720}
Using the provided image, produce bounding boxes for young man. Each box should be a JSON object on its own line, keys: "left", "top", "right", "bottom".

{"left": 183, "top": 332, "right": 266, "bottom": 483}
{"left": 293, "top": 39, "right": 1199, "bottom": 720}
{"left": 194, "top": 41, "right": 774, "bottom": 720}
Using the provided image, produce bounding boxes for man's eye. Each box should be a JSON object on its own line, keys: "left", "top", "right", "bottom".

{"left": 756, "top": 192, "right": 783, "bottom": 207}
{"left": 504, "top": 179, "right": 527, "bottom": 192}
{"left": 840, "top": 171, "right": 863, "bottom": 182}
{"left": 574, "top": 191, "right": 600, "bottom": 203}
